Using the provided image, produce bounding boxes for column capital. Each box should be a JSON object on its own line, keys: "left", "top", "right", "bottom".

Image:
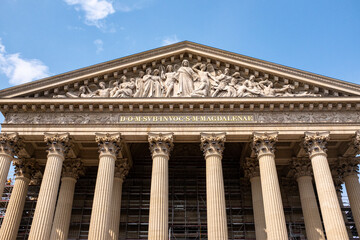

{"left": 148, "top": 132, "right": 174, "bottom": 159}
{"left": 62, "top": 159, "right": 85, "bottom": 180}
{"left": 44, "top": 133, "right": 70, "bottom": 159}
{"left": 337, "top": 157, "right": 359, "bottom": 178}
{"left": 351, "top": 130, "right": 360, "bottom": 155}
{"left": 303, "top": 131, "right": 330, "bottom": 158}
{"left": 200, "top": 132, "right": 226, "bottom": 158}
{"left": 114, "top": 158, "right": 130, "bottom": 180}
{"left": 243, "top": 157, "right": 260, "bottom": 179}
{"left": 252, "top": 132, "right": 278, "bottom": 157}
{"left": 13, "top": 158, "right": 39, "bottom": 180}
{"left": 95, "top": 133, "right": 121, "bottom": 159}
{"left": 290, "top": 157, "right": 313, "bottom": 179}
{"left": 0, "top": 132, "right": 22, "bottom": 157}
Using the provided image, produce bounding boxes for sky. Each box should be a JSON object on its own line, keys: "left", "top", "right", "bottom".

{"left": 0, "top": 0, "right": 360, "bottom": 181}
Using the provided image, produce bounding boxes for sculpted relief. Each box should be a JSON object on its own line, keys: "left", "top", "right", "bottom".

{"left": 53, "top": 60, "right": 320, "bottom": 98}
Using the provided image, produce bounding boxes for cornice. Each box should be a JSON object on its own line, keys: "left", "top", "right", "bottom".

{"left": 0, "top": 41, "right": 359, "bottom": 98}
{"left": 1, "top": 97, "right": 360, "bottom": 114}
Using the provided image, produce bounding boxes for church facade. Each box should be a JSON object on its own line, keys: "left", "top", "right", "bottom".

{"left": 0, "top": 41, "right": 359, "bottom": 239}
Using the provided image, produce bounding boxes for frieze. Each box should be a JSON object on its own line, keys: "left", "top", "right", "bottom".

{"left": 4, "top": 111, "right": 360, "bottom": 125}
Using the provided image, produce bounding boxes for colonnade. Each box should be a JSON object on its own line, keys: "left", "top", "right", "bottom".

{"left": 0, "top": 131, "right": 359, "bottom": 240}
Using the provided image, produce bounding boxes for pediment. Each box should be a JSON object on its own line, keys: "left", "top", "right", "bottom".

{"left": 0, "top": 41, "right": 359, "bottom": 99}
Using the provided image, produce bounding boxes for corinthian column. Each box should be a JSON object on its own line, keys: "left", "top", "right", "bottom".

{"left": 109, "top": 158, "right": 130, "bottom": 240}
{"left": 88, "top": 133, "right": 121, "bottom": 240}
{"left": 290, "top": 158, "right": 325, "bottom": 240}
{"left": 338, "top": 156, "right": 360, "bottom": 236}
{"left": 0, "top": 158, "right": 38, "bottom": 240}
{"left": 244, "top": 158, "right": 266, "bottom": 240}
{"left": 0, "top": 133, "right": 21, "bottom": 197}
{"left": 29, "top": 133, "right": 70, "bottom": 240}
{"left": 252, "top": 132, "right": 287, "bottom": 240}
{"left": 148, "top": 133, "right": 173, "bottom": 240}
{"left": 50, "top": 159, "right": 84, "bottom": 240}
{"left": 200, "top": 132, "right": 228, "bottom": 240}
{"left": 303, "top": 132, "right": 348, "bottom": 240}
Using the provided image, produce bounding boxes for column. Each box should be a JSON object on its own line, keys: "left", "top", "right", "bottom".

{"left": 244, "top": 157, "right": 266, "bottom": 240}
{"left": 0, "top": 133, "right": 21, "bottom": 197}
{"left": 29, "top": 133, "right": 70, "bottom": 240}
{"left": 0, "top": 158, "right": 38, "bottom": 240}
{"left": 108, "top": 158, "right": 130, "bottom": 240}
{"left": 290, "top": 158, "right": 325, "bottom": 240}
{"left": 303, "top": 132, "right": 348, "bottom": 240}
{"left": 88, "top": 133, "right": 121, "bottom": 240}
{"left": 200, "top": 132, "right": 228, "bottom": 240}
{"left": 50, "top": 159, "right": 84, "bottom": 240}
{"left": 252, "top": 132, "right": 287, "bottom": 240}
{"left": 338, "top": 157, "right": 360, "bottom": 236}
{"left": 148, "top": 133, "right": 173, "bottom": 240}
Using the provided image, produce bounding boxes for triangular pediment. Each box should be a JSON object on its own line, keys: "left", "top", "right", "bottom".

{"left": 0, "top": 41, "right": 359, "bottom": 99}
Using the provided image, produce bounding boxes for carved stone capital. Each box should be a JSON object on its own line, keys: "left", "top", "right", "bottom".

{"left": 337, "top": 157, "right": 359, "bottom": 178}
{"left": 0, "top": 132, "right": 22, "bottom": 157}
{"left": 200, "top": 132, "right": 226, "bottom": 158}
{"left": 148, "top": 133, "right": 174, "bottom": 158}
{"left": 290, "top": 157, "right": 313, "bottom": 179}
{"left": 13, "top": 158, "right": 39, "bottom": 180}
{"left": 114, "top": 158, "right": 131, "bottom": 180}
{"left": 243, "top": 157, "right": 260, "bottom": 179}
{"left": 95, "top": 133, "right": 121, "bottom": 158}
{"left": 303, "top": 132, "right": 330, "bottom": 158}
{"left": 44, "top": 133, "right": 70, "bottom": 158}
{"left": 62, "top": 159, "right": 85, "bottom": 180}
{"left": 252, "top": 132, "right": 278, "bottom": 157}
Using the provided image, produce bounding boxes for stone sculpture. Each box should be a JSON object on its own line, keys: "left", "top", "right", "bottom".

{"left": 53, "top": 59, "right": 321, "bottom": 98}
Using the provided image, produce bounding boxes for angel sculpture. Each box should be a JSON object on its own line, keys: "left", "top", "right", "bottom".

{"left": 161, "top": 65, "right": 179, "bottom": 97}
{"left": 152, "top": 69, "right": 163, "bottom": 97}
{"left": 141, "top": 68, "right": 156, "bottom": 97}
{"left": 175, "top": 60, "right": 197, "bottom": 97}
{"left": 212, "top": 68, "right": 232, "bottom": 97}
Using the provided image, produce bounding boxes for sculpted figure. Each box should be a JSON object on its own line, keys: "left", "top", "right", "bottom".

{"left": 243, "top": 75, "right": 261, "bottom": 96}
{"left": 191, "top": 63, "right": 217, "bottom": 97}
{"left": 161, "top": 65, "right": 178, "bottom": 97}
{"left": 152, "top": 69, "right": 163, "bottom": 97}
{"left": 112, "top": 76, "right": 136, "bottom": 98}
{"left": 224, "top": 72, "right": 241, "bottom": 97}
{"left": 212, "top": 68, "right": 232, "bottom": 97}
{"left": 134, "top": 71, "right": 145, "bottom": 98}
{"left": 191, "top": 77, "right": 210, "bottom": 97}
{"left": 175, "top": 60, "right": 196, "bottom": 97}
{"left": 142, "top": 68, "right": 155, "bottom": 97}
{"left": 93, "top": 81, "right": 111, "bottom": 98}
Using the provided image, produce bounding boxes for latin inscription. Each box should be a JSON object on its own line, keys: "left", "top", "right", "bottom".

{"left": 118, "top": 115, "right": 254, "bottom": 123}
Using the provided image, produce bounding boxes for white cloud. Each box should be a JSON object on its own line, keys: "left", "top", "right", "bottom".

{"left": 0, "top": 39, "right": 49, "bottom": 85}
{"left": 64, "top": 0, "right": 115, "bottom": 28}
{"left": 94, "top": 39, "right": 104, "bottom": 53}
{"left": 162, "top": 35, "right": 180, "bottom": 46}
{"left": 114, "top": 0, "right": 150, "bottom": 12}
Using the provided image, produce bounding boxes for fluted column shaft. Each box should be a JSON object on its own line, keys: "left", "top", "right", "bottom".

{"left": 250, "top": 176, "right": 266, "bottom": 240}
{"left": 148, "top": 153, "right": 169, "bottom": 239}
{"left": 29, "top": 133, "right": 69, "bottom": 240}
{"left": 297, "top": 175, "right": 325, "bottom": 240}
{"left": 50, "top": 177, "right": 77, "bottom": 240}
{"left": 344, "top": 174, "right": 360, "bottom": 235}
{"left": 258, "top": 153, "right": 287, "bottom": 239}
{"left": 0, "top": 153, "right": 12, "bottom": 197}
{"left": 148, "top": 132, "right": 173, "bottom": 240}
{"left": 205, "top": 153, "right": 228, "bottom": 240}
{"left": 88, "top": 154, "right": 116, "bottom": 239}
{"left": 109, "top": 177, "right": 124, "bottom": 240}
{"left": 28, "top": 153, "right": 64, "bottom": 239}
{"left": 0, "top": 176, "right": 30, "bottom": 240}
{"left": 310, "top": 153, "right": 348, "bottom": 239}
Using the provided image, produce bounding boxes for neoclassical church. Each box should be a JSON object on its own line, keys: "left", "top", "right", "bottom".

{"left": 0, "top": 41, "right": 359, "bottom": 240}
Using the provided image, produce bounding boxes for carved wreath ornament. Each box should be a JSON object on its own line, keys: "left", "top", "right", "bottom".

{"left": 53, "top": 60, "right": 320, "bottom": 99}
